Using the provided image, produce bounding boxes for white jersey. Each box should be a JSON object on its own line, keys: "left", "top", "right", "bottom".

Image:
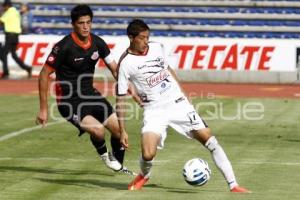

{"left": 117, "top": 42, "right": 184, "bottom": 107}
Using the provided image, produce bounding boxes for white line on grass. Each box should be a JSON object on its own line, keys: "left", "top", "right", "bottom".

{"left": 294, "top": 93, "right": 300, "bottom": 97}
{"left": 0, "top": 157, "right": 299, "bottom": 166}
{"left": 0, "top": 120, "right": 65, "bottom": 142}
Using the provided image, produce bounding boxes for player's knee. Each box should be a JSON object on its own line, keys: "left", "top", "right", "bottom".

{"left": 107, "top": 125, "right": 121, "bottom": 139}
{"left": 193, "top": 128, "right": 212, "bottom": 144}
{"left": 11, "top": 53, "right": 18, "bottom": 60}
{"left": 205, "top": 136, "right": 219, "bottom": 152}
{"left": 199, "top": 127, "right": 212, "bottom": 136}
{"left": 104, "top": 113, "right": 120, "bottom": 138}
{"left": 88, "top": 125, "right": 105, "bottom": 140}
{"left": 142, "top": 150, "right": 156, "bottom": 161}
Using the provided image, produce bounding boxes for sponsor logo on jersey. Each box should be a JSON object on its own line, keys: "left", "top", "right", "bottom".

{"left": 91, "top": 51, "right": 99, "bottom": 60}
{"left": 160, "top": 84, "right": 171, "bottom": 94}
{"left": 138, "top": 64, "right": 147, "bottom": 69}
{"left": 47, "top": 54, "right": 55, "bottom": 64}
{"left": 140, "top": 57, "right": 164, "bottom": 70}
{"left": 157, "top": 56, "right": 164, "bottom": 66}
{"left": 72, "top": 114, "right": 80, "bottom": 125}
{"left": 146, "top": 69, "right": 169, "bottom": 88}
{"left": 53, "top": 46, "right": 60, "bottom": 54}
{"left": 146, "top": 56, "right": 164, "bottom": 65}
{"left": 74, "top": 57, "right": 84, "bottom": 61}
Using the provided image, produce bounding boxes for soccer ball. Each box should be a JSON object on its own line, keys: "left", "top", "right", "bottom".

{"left": 182, "top": 158, "right": 211, "bottom": 186}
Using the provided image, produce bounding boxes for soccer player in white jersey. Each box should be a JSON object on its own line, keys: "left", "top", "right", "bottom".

{"left": 116, "top": 19, "right": 249, "bottom": 193}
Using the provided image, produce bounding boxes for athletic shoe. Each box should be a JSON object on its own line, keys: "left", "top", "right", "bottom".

{"left": 100, "top": 152, "right": 122, "bottom": 171}
{"left": 230, "top": 185, "right": 251, "bottom": 193}
{"left": 118, "top": 166, "right": 137, "bottom": 176}
{"left": 128, "top": 173, "right": 149, "bottom": 190}
{"left": 1, "top": 73, "right": 9, "bottom": 79}
{"left": 27, "top": 67, "right": 32, "bottom": 79}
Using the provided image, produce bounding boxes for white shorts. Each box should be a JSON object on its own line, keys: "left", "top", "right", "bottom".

{"left": 142, "top": 97, "right": 207, "bottom": 149}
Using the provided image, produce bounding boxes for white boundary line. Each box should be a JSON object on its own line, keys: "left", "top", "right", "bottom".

{"left": 0, "top": 120, "right": 65, "bottom": 142}
{"left": 294, "top": 93, "right": 300, "bottom": 97}
{"left": 0, "top": 157, "right": 299, "bottom": 166}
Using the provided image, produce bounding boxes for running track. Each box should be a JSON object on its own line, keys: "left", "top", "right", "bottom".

{"left": 0, "top": 79, "right": 299, "bottom": 98}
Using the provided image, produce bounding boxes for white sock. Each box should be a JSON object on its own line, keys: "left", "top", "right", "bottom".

{"left": 139, "top": 156, "right": 153, "bottom": 178}
{"left": 205, "top": 136, "right": 238, "bottom": 189}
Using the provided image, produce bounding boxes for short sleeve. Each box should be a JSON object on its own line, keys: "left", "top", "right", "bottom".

{"left": 104, "top": 52, "right": 115, "bottom": 64}
{"left": 97, "top": 37, "right": 111, "bottom": 59}
{"left": 0, "top": 12, "right": 8, "bottom": 24}
{"left": 117, "top": 63, "right": 130, "bottom": 96}
{"left": 45, "top": 43, "right": 64, "bottom": 70}
{"left": 160, "top": 43, "right": 169, "bottom": 67}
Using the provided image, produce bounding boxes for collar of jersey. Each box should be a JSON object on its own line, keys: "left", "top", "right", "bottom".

{"left": 127, "top": 46, "right": 149, "bottom": 56}
{"left": 71, "top": 32, "right": 92, "bottom": 50}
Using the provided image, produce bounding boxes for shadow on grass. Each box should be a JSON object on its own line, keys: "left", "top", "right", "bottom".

{"left": 0, "top": 165, "right": 221, "bottom": 192}
{"left": 145, "top": 183, "right": 200, "bottom": 194}
{"left": 284, "top": 139, "right": 300, "bottom": 143}
{"left": 35, "top": 177, "right": 128, "bottom": 190}
{"left": 33, "top": 180, "right": 212, "bottom": 193}
{"left": 36, "top": 179, "right": 217, "bottom": 192}
{"left": 0, "top": 165, "right": 113, "bottom": 177}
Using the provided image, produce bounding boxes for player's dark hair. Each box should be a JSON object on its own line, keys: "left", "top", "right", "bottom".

{"left": 2, "top": 0, "right": 12, "bottom": 7}
{"left": 71, "top": 4, "right": 93, "bottom": 24}
{"left": 127, "top": 19, "right": 150, "bottom": 38}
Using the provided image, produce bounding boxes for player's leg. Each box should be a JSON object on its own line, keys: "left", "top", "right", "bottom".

{"left": 103, "top": 113, "right": 125, "bottom": 164}
{"left": 103, "top": 113, "right": 136, "bottom": 175}
{"left": 57, "top": 99, "right": 122, "bottom": 172}
{"left": 128, "top": 106, "right": 168, "bottom": 190}
{"left": 9, "top": 35, "right": 32, "bottom": 77}
{"left": 80, "top": 115, "right": 122, "bottom": 171}
{"left": 140, "top": 132, "right": 160, "bottom": 177}
{"left": 89, "top": 95, "right": 126, "bottom": 164}
{"left": 139, "top": 107, "right": 168, "bottom": 178}
{"left": 128, "top": 132, "right": 160, "bottom": 190}
{"left": 1, "top": 35, "right": 10, "bottom": 77}
{"left": 169, "top": 99, "right": 249, "bottom": 192}
{"left": 192, "top": 128, "right": 249, "bottom": 193}
{"left": 85, "top": 94, "right": 135, "bottom": 174}
{"left": 192, "top": 128, "right": 237, "bottom": 186}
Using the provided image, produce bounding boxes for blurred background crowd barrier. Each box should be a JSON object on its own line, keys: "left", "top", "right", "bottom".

{"left": 1, "top": 0, "right": 300, "bottom": 83}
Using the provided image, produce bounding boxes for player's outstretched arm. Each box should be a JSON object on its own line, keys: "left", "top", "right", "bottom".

{"left": 105, "top": 60, "right": 118, "bottom": 80}
{"left": 36, "top": 65, "right": 54, "bottom": 127}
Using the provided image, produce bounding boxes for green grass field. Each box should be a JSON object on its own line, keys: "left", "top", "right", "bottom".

{"left": 0, "top": 95, "right": 299, "bottom": 200}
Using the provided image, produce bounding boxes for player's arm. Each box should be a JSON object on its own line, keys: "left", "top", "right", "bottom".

{"left": 127, "top": 83, "right": 143, "bottom": 107}
{"left": 168, "top": 66, "right": 190, "bottom": 101}
{"left": 116, "top": 63, "right": 132, "bottom": 149}
{"left": 0, "top": 14, "right": 6, "bottom": 25}
{"left": 106, "top": 58, "right": 134, "bottom": 143}
{"left": 116, "top": 94, "right": 129, "bottom": 149}
{"left": 104, "top": 59, "right": 118, "bottom": 80}
{"left": 36, "top": 65, "right": 55, "bottom": 127}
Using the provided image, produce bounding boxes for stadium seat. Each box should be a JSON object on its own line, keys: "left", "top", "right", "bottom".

{"left": 27, "top": 1, "right": 300, "bottom": 39}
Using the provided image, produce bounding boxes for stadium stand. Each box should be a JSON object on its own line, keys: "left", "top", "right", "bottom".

{"left": 5, "top": 0, "right": 300, "bottom": 38}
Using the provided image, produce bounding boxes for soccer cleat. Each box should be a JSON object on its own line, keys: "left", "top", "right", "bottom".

{"left": 128, "top": 173, "right": 149, "bottom": 190}
{"left": 118, "top": 166, "right": 137, "bottom": 176}
{"left": 1, "top": 73, "right": 9, "bottom": 79}
{"left": 100, "top": 152, "right": 122, "bottom": 171}
{"left": 27, "top": 67, "right": 32, "bottom": 79}
{"left": 230, "top": 185, "right": 251, "bottom": 193}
